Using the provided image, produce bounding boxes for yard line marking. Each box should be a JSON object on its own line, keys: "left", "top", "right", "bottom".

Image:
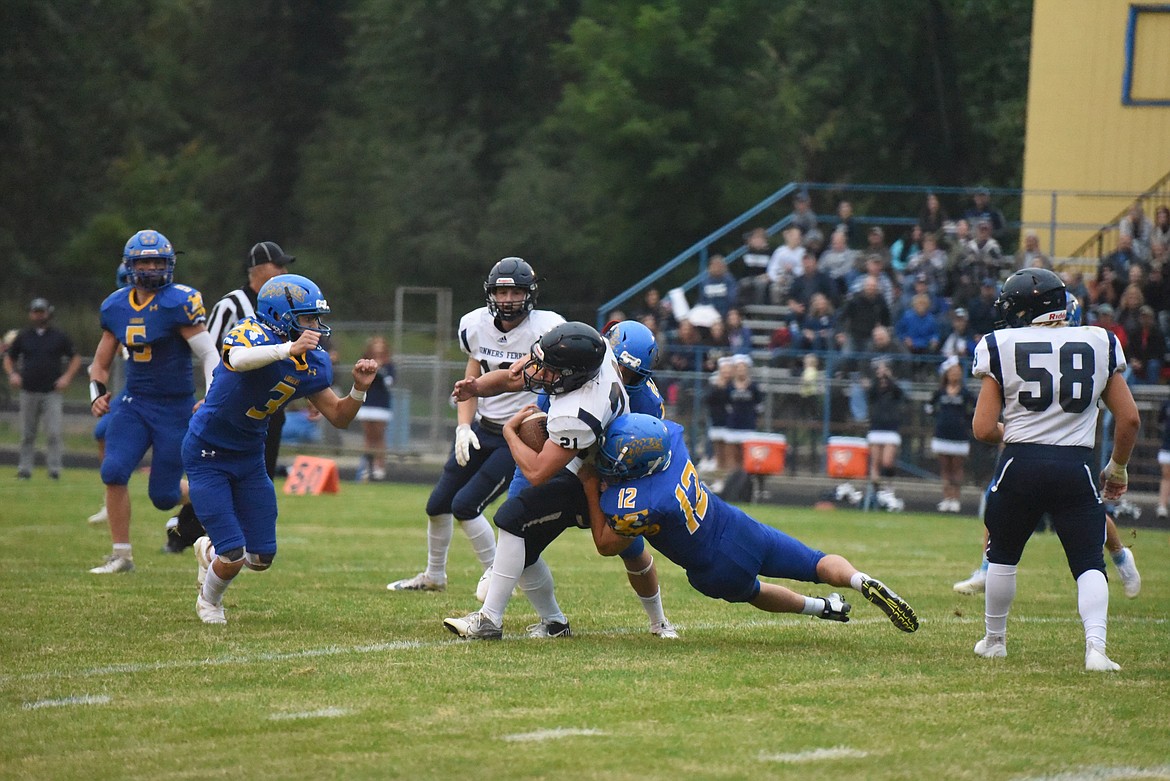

{"left": 503, "top": 728, "right": 607, "bottom": 742}
{"left": 759, "top": 746, "right": 869, "bottom": 763}
{"left": 22, "top": 694, "right": 111, "bottom": 710}
{"left": 269, "top": 707, "right": 353, "bottom": 721}
{"left": 1014, "top": 765, "right": 1170, "bottom": 781}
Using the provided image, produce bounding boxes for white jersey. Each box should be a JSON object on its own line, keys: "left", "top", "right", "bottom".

{"left": 973, "top": 325, "right": 1126, "bottom": 448}
{"left": 546, "top": 342, "right": 629, "bottom": 474}
{"left": 458, "top": 307, "right": 565, "bottom": 423}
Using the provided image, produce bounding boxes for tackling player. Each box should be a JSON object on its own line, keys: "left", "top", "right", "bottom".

{"left": 87, "top": 230, "right": 219, "bottom": 574}
{"left": 970, "top": 269, "right": 1140, "bottom": 671}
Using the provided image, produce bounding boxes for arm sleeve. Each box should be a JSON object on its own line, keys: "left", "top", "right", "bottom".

{"left": 227, "top": 342, "right": 292, "bottom": 372}
{"left": 185, "top": 330, "right": 220, "bottom": 392}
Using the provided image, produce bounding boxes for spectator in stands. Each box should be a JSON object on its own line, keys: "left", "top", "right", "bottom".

{"left": 834, "top": 199, "right": 862, "bottom": 249}
{"left": 1141, "top": 262, "right": 1170, "bottom": 334}
{"left": 890, "top": 224, "right": 923, "bottom": 274}
{"left": 1117, "top": 282, "right": 1146, "bottom": 333}
{"left": 818, "top": 228, "right": 857, "bottom": 293}
{"left": 905, "top": 232, "right": 948, "bottom": 294}
{"left": 917, "top": 191, "right": 949, "bottom": 237}
{"left": 724, "top": 308, "right": 753, "bottom": 356}
{"left": 941, "top": 308, "right": 978, "bottom": 363}
{"left": 864, "top": 226, "right": 892, "bottom": 269}
{"left": 1062, "top": 270, "right": 1090, "bottom": 306}
{"left": 787, "top": 250, "right": 839, "bottom": 320}
{"left": 848, "top": 254, "right": 899, "bottom": 312}
{"left": 899, "top": 272, "right": 944, "bottom": 319}
{"left": 705, "top": 357, "right": 735, "bottom": 472}
{"left": 739, "top": 227, "right": 774, "bottom": 304}
{"left": 663, "top": 318, "right": 704, "bottom": 373}
{"left": 633, "top": 287, "right": 674, "bottom": 330}
{"left": 802, "top": 229, "right": 826, "bottom": 261}
{"left": 1126, "top": 305, "right": 1165, "bottom": 385}
{"left": 766, "top": 226, "right": 804, "bottom": 304}
{"left": 638, "top": 313, "right": 668, "bottom": 364}
{"left": 725, "top": 354, "right": 764, "bottom": 435}
{"left": 789, "top": 191, "right": 821, "bottom": 244}
{"left": 837, "top": 276, "right": 892, "bottom": 353}
{"left": 1100, "top": 234, "right": 1139, "bottom": 284}
{"left": 966, "top": 278, "right": 1001, "bottom": 336}
{"left": 1152, "top": 206, "right": 1170, "bottom": 259}
{"left": 1090, "top": 304, "right": 1128, "bottom": 356}
{"left": 895, "top": 293, "right": 942, "bottom": 356}
{"left": 962, "top": 187, "right": 1005, "bottom": 236}
{"left": 1093, "top": 264, "right": 1124, "bottom": 310}
{"left": 964, "top": 219, "right": 1008, "bottom": 281}
{"left": 1119, "top": 202, "right": 1153, "bottom": 264}
{"left": 1014, "top": 230, "right": 1051, "bottom": 270}
{"left": 797, "top": 292, "right": 837, "bottom": 353}
{"left": 697, "top": 254, "right": 738, "bottom": 319}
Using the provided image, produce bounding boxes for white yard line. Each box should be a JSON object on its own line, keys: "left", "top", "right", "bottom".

{"left": 268, "top": 707, "right": 353, "bottom": 721}
{"left": 502, "top": 728, "right": 608, "bottom": 742}
{"left": 22, "top": 694, "right": 111, "bottom": 710}
{"left": 1014, "top": 766, "right": 1170, "bottom": 781}
{"left": 759, "top": 746, "right": 869, "bottom": 763}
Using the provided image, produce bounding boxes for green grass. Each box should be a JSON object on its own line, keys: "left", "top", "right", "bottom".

{"left": 2, "top": 472, "right": 1168, "bottom": 781}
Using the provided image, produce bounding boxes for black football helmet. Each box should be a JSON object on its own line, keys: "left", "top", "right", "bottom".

{"left": 523, "top": 322, "right": 607, "bottom": 395}
{"left": 994, "top": 268, "right": 1066, "bottom": 328}
{"left": 485, "top": 257, "right": 538, "bottom": 322}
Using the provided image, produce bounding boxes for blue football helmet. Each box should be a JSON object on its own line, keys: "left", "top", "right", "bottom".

{"left": 595, "top": 413, "right": 672, "bottom": 481}
{"left": 1066, "top": 291, "right": 1082, "bottom": 327}
{"left": 116, "top": 263, "right": 132, "bottom": 289}
{"left": 522, "top": 322, "right": 606, "bottom": 395}
{"left": 256, "top": 274, "right": 332, "bottom": 339}
{"left": 603, "top": 320, "right": 658, "bottom": 386}
{"left": 122, "top": 229, "right": 176, "bottom": 290}
{"left": 994, "top": 268, "right": 1066, "bottom": 328}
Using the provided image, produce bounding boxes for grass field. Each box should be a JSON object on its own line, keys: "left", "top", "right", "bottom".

{"left": 2, "top": 471, "right": 1168, "bottom": 781}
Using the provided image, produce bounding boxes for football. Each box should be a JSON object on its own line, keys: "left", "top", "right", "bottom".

{"left": 517, "top": 411, "right": 549, "bottom": 451}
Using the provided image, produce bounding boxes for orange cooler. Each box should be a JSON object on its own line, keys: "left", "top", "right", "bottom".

{"left": 743, "top": 434, "right": 787, "bottom": 475}
{"left": 826, "top": 436, "right": 868, "bottom": 478}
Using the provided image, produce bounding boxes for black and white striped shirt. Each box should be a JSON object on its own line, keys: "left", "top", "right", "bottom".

{"left": 206, "top": 286, "right": 259, "bottom": 347}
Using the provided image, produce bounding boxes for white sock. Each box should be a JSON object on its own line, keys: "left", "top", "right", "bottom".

{"left": 984, "top": 562, "right": 1017, "bottom": 637}
{"left": 425, "top": 513, "right": 454, "bottom": 580}
{"left": 638, "top": 588, "right": 667, "bottom": 625}
{"left": 481, "top": 530, "right": 524, "bottom": 624}
{"left": 201, "top": 563, "right": 233, "bottom": 606}
{"left": 801, "top": 596, "right": 825, "bottom": 616}
{"left": 1077, "top": 568, "right": 1109, "bottom": 649}
{"left": 1109, "top": 549, "right": 1126, "bottom": 567}
{"left": 460, "top": 514, "right": 497, "bottom": 570}
{"left": 518, "top": 558, "right": 566, "bottom": 624}
{"left": 112, "top": 543, "right": 133, "bottom": 560}
{"left": 849, "top": 572, "right": 867, "bottom": 592}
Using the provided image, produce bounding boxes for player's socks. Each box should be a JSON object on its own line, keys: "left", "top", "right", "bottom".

{"left": 481, "top": 530, "right": 524, "bottom": 624}
{"left": 637, "top": 589, "right": 667, "bottom": 625}
{"left": 985, "top": 563, "right": 1017, "bottom": 636}
{"left": 849, "top": 572, "right": 866, "bottom": 592}
{"left": 1076, "top": 568, "right": 1109, "bottom": 649}
{"left": 113, "top": 543, "right": 133, "bottom": 560}
{"left": 800, "top": 596, "right": 826, "bottom": 616}
{"left": 1109, "top": 549, "right": 1126, "bottom": 566}
{"left": 201, "top": 564, "right": 231, "bottom": 606}
{"left": 460, "top": 514, "right": 497, "bottom": 569}
{"left": 518, "top": 558, "right": 567, "bottom": 624}
{"left": 425, "top": 513, "right": 454, "bottom": 580}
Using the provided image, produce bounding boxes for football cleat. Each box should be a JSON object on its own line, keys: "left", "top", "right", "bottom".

{"left": 953, "top": 568, "right": 987, "bottom": 595}
{"left": 386, "top": 572, "right": 447, "bottom": 592}
{"left": 1114, "top": 548, "right": 1141, "bottom": 599}
{"left": 860, "top": 578, "right": 918, "bottom": 632}
{"left": 650, "top": 619, "right": 680, "bottom": 639}
{"left": 443, "top": 611, "right": 502, "bottom": 640}
{"left": 196, "top": 594, "right": 226, "bottom": 625}
{"left": 87, "top": 505, "right": 109, "bottom": 524}
{"left": 1085, "top": 643, "right": 1120, "bottom": 672}
{"left": 194, "top": 536, "right": 214, "bottom": 588}
{"left": 974, "top": 634, "right": 1007, "bottom": 658}
{"left": 525, "top": 619, "right": 572, "bottom": 639}
{"left": 89, "top": 554, "right": 134, "bottom": 574}
{"left": 818, "top": 592, "right": 852, "bottom": 623}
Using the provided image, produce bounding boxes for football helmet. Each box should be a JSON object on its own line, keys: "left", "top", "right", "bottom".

{"left": 1066, "top": 291, "right": 1082, "bottom": 327}
{"left": 256, "top": 274, "right": 332, "bottom": 339}
{"left": 116, "top": 263, "right": 132, "bottom": 289}
{"left": 522, "top": 322, "right": 606, "bottom": 395}
{"left": 603, "top": 320, "right": 658, "bottom": 386}
{"left": 994, "top": 268, "right": 1066, "bottom": 328}
{"left": 596, "top": 413, "right": 672, "bottom": 481}
{"left": 485, "top": 257, "right": 538, "bottom": 322}
{"left": 122, "top": 229, "right": 176, "bottom": 290}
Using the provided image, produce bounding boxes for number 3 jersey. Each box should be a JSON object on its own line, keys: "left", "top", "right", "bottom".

{"left": 99, "top": 284, "right": 207, "bottom": 398}
{"left": 973, "top": 325, "right": 1126, "bottom": 448}
{"left": 188, "top": 318, "right": 333, "bottom": 451}
{"left": 458, "top": 307, "right": 565, "bottom": 424}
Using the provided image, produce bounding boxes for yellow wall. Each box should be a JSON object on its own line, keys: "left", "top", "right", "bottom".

{"left": 1022, "top": 0, "right": 1170, "bottom": 256}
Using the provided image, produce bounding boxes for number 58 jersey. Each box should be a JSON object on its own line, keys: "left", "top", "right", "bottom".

{"left": 974, "top": 325, "right": 1126, "bottom": 448}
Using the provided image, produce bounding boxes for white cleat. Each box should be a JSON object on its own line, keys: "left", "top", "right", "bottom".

{"left": 1115, "top": 548, "right": 1141, "bottom": 599}
{"left": 87, "top": 505, "right": 109, "bottom": 524}
{"left": 386, "top": 572, "right": 447, "bottom": 592}
{"left": 650, "top": 619, "right": 680, "bottom": 639}
{"left": 89, "top": 554, "right": 134, "bottom": 574}
{"left": 1085, "top": 643, "right": 1120, "bottom": 672}
{"left": 953, "top": 568, "right": 987, "bottom": 595}
{"left": 443, "top": 611, "right": 502, "bottom": 640}
{"left": 194, "top": 536, "right": 214, "bottom": 588}
{"left": 196, "top": 594, "right": 227, "bottom": 625}
{"left": 974, "top": 634, "right": 1007, "bottom": 658}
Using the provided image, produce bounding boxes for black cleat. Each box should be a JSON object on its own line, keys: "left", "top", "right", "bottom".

{"left": 818, "top": 592, "right": 852, "bottom": 623}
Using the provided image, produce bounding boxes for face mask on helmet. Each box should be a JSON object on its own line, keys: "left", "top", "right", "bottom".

{"left": 257, "top": 274, "right": 333, "bottom": 340}
{"left": 123, "top": 230, "right": 176, "bottom": 290}
{"left": 595, "top": 414, "right": 672, "bottom": 481}
{"left": 484, "top": 257, "right": 538, "bottom": 322}
{"left": 604, "top": 321, "right": 658, "bottom": 387}
{"left": 521, "top": 323, "right": 606, "bottom": 395}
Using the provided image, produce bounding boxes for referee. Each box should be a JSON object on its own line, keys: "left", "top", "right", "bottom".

{"left": 164, "top": 241, "right": 294, "bottom": 552}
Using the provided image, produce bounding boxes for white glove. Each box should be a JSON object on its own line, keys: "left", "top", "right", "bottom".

{"left": 455, "top": 424, "right": 481, "bottom": 466}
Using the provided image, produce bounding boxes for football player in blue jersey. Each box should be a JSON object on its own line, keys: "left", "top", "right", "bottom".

{"left": 970, "top": 269, "right": 1140, "bottom": 671}
{"left": 87, "top": 230, "right": 220, "bottom": 574}
{"left": 579, "top": 413, "right": 919, "bottom": 632}
{"left": 185, "top": 274, "right": 378, "bottom": 624}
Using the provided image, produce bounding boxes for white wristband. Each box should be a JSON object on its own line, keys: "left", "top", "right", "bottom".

{"left": 349, "top": 385, "right": 367, "bottom": 402}
{"left": 1105, "top": 459, "right": 1127, "bottom": 481}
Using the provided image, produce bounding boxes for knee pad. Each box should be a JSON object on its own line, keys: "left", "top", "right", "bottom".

{"left": 244, "top": 551, "right": 276, "bottom": 572}
{"left": 149, "top": 492, "right": 182, "bottom": 512}
{"left": 100, "top": 459, "right": 133, "bottom": 487}
{"left": 216, "top": 546, "right": 245, "bottom": 564}
{"left": 618, "top": 535, "right": 646, "bottom": 561}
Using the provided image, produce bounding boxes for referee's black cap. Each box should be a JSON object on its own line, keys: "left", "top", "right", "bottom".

{"left": 247, "top": 241, "right": 295, "bottom": 268}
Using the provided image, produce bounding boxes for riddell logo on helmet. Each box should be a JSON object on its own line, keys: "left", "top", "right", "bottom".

{"left": 1038, "top": 311, "right": 1066, "bottom": 322}
{"left": 495, "top": 277, "right": 517, "bottom": 286}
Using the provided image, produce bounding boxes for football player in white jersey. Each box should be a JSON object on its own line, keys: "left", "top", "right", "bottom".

{"left": 443, "top": 322, "right": 668, "bottom": 639}
{"left": 386, "top": 258, "right": 564, "bottom": 594}
{"left": 970, "top": 268, "right": 1140, "bottom": 672}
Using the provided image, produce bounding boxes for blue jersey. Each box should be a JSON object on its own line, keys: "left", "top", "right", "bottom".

{"left": 100, "top": 283, "right": 207, "bottom": 398}
{"left": 188, "top": 318, "right": 333, "bottom": 451}
{"left": 627, "top": 377, "right": 666, "bottom": 418}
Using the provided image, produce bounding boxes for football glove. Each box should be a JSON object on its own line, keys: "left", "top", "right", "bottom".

{"left": 455, "top": 424, "right": 481, "bottom": 466}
